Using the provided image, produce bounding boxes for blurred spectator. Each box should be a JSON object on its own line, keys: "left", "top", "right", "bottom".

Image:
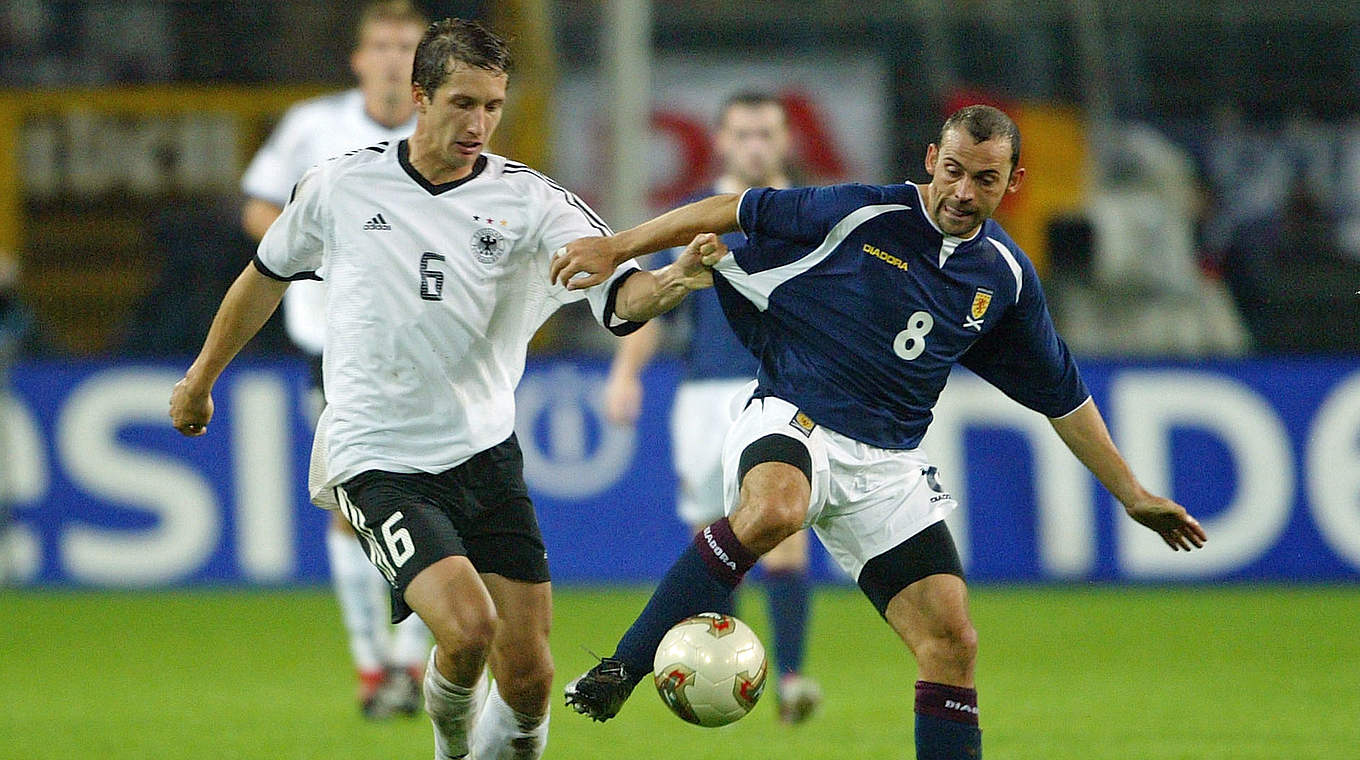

{"left": 0, "top": 0, "right": 173, "bottom": 85}
{"left": 119, "top": 199, "right": 291, "bottom": 356}
{"left": 1048, "top": 124, "right": 1249, "bottom": 356}
{"left": 0, "top": 256, "right": 35, "bottom": 364}
{"left": 1219, "top": 172, "right": 1360, "bottom": 353}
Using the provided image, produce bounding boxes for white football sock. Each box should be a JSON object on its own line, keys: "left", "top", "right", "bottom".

{"left": 326, "top": 527, "right": 386, "bottom": 673}
{"left": 469, "top": 682, "right": 549, "bottom": 760}
{"left": 392, "top": 615, "right": 434, "bottom": 672}
{"left": 424, "top": 648, "right": 490, "bottom": 760}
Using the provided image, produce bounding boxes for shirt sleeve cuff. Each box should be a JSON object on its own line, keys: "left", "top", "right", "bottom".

{"left": 253, "top": 255, "right": 320, "bottom": 282}
{"left": 735, "top": 187, "right": 757, "bottom": 238}
{"left": 602, "top": 267, "right": 647, "bottom": 336}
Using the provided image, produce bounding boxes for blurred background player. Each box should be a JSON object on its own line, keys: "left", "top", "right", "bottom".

{"left": 600, "top": 90, "right": 822, "bottom": 724}
{"left": 238, "top": 0, "right": 432, "bottom": 719}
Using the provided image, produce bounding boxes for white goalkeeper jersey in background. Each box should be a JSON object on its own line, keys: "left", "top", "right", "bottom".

{"left": 254, "top": 140, "right": 642, "bottom": 502}
{"left": 242, "top": 90, "right": 417, "bottom": 355}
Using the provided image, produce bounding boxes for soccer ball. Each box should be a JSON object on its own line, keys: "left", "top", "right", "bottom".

{"left": 652, "top": 613, "right": 767, "bottom": 727}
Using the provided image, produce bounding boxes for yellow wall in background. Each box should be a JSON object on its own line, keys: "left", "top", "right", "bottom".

{"left": 0, "top": 85, "right": 329, "bottom": 258}
{"left": 990, "top": 104, "right": 1087, "bottom": 275}
{"left": 0, "top": 86, "right": 328, "bottom": 351}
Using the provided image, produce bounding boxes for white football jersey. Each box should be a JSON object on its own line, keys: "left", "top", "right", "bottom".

{"left": 242, "top": 90, "right": 417, "bottom": 356}
{"left": 255, "top": 140, "right": 641, "bottom": 501}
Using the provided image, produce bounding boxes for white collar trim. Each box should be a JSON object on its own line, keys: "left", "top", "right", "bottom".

{"left": 910, "top": 183, "right": 984, "bottom": 267}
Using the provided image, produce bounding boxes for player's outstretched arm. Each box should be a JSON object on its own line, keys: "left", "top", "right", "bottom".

{"left": 611, "top": 233, "right": 727, "bottom": 323}
{"left": 551, "top": 194, "right": 741, "bottom": 290}
{"left": 603, "top": 320, "right": 661, "bottom": 426}
{"left": 1049, "top": 398, "right": 1208, "bottom": 552}
{"left": 169, "top": 264, "right": 289, "bottom": 436}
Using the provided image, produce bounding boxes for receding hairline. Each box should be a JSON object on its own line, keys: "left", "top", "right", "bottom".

{"left": 937, "top": 126, "right": 1017, "bottom": 167}
{"left": 938, "top": 105, "right": 1021, "bottom": 170}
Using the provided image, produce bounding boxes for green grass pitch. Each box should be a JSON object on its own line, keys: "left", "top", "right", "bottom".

{"left": 2, "top": 585, "right": 1357, "bottom": 759}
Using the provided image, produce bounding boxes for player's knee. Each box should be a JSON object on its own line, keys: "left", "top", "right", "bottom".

{"left": 922, "top": 621, "right": 978, "bottom": 672}
{"left": 739, "top": 494, "right": 805, "bottom": 549}
{"left": 497, "top": 651, "right": 554, "bottom": 713}
{"left": 432, "top": 604, "right": 498, "bottom": 659}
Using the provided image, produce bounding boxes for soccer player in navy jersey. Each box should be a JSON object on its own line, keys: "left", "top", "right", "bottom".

{"left": 553, "top": 105, "right": 1207, "bottom": 759}
{"left": 602, "top": 91, "right": 822, "bottom": 723}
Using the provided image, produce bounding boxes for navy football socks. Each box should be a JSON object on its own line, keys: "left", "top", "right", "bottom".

{"left": 915, "top": 680, "right": 981, "bottom": 759}
{"left": 762, "top": 568, "right": 809, "bottom": 675}
{"left": 612, "top": 518, "right": 758, "bottom": 680}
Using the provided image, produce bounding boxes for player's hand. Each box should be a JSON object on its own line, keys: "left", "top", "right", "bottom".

{"left": 602, "top": 370, "right": 644, "bottom": 426}
{"left": 672, "top": 233, "right": 727, "bottom": 290}
{"left": 169, "top": 376, "right": 214, "bottom": 436}
{"left": 1124, "top": 495, "right": 1207, "bottom": 551}
{"left": 551, "top": 236, "right": 620, "bottom": 291}
{"left": 683, "top": 232, "right": 729, "bottom": 269}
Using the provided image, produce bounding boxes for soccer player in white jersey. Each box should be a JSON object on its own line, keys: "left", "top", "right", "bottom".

{"left": 555, "top": 105, "right": 1209, "bottom": 759}
{"left": 602, "top": 91, "right": 822, "bottom": 723}
{"left": 239, "top": 0, "right": 432, "bottom": 719}
{"left": 170, "top": 18, "right": 719, "bottom": 760}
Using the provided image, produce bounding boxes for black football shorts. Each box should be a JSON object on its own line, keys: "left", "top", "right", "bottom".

{"left": 334, "top": 434, "right": 550, "bottom": 622}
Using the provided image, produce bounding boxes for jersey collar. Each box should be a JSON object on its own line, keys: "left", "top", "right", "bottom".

{"left": 910, "top": 183, "right": 985, "bottom": 268}
{"left": 398, "top": 139, "right": 488, "bottom": 196}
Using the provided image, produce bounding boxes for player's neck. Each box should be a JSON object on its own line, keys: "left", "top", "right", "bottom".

{"left": 716, "top": 173, "right": 790, "bottom": 194}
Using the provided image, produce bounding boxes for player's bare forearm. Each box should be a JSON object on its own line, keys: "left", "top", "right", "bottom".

{"left": 170, "top": 265, "right": 288, "bottom": 435}
{"left": 1048, "top": 398, "right": 1146, "bottom": 505}
{"left": 602, "top": 321, "right": 661, "bottom": 425}
{"left": 551, "top": 195, "right": 740, "bottom": 290}
{"left": 610, "top": 320, "right": 662, "bottom": 378}
{"left": 611, "top": 194, "right": 741, "bottom": 262}
{"left": 1049, "top": 398, "right": 1207, "bottom": 551}
{"left": 613, "top": 234, "right": 725, "bottom": 322}
{"left": 185, "top": 265, "right": 289, "bottom": 387}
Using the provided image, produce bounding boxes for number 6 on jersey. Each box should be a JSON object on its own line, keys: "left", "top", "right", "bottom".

{"left": 893, "top": 310, "right": 934, "bottom": 360}
{"left": 420, "top": 252, "right": 446, "bottom": 301}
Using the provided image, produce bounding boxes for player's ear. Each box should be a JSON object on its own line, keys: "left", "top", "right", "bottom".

{"left": 1006, "top": 165, "right": 1026, "bottom": 194}
{"left": 924, "top": 143, "right": 939, "bottom": 177}
{"left": 412, "top": 83, "right": 427, "bottom": 109}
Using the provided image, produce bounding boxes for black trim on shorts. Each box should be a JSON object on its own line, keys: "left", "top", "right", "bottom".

{"left": 857, "top": 520, "right": 964, "bottom": 616}
{"left": 737, "top": 433, "right": 813, "bottom": 486}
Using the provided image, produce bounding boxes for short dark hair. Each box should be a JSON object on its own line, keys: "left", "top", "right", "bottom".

{"left": 412, "top": 18, "right": 513, "bottom": 96}
{"left": 355, "top": 0, "right": 427, "bottom": 49}
{"left": 716, "top": 90, "right": 786, "bottom": 128}
{"left": 940, "top": 104, "right": 1021, "bottom": 170}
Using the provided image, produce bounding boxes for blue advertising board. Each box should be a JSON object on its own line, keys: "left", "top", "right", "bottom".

{"left": 2, "top": 356, "right": 1358, "bottom": 586}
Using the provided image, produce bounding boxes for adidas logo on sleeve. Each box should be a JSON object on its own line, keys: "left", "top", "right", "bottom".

{"left": 362, "top": 213, "right": 391, "bottom": 231}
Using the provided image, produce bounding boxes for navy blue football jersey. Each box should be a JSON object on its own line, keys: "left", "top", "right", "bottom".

{"left": 710, "top": 182, "right": 1089, "bottom": 449}
{"left": 659, "top": 187, "right": 761, "bottom": 381}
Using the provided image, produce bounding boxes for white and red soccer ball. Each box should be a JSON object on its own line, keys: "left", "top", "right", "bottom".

{"left": 652, "top": 613, "right": 768, "bottom": 727}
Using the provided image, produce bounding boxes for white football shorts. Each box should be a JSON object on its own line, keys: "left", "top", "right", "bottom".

{"left": 670, "top": 377, "right": 755, "bottom": 526}
{"left": 720, "top": 392, "right": 959, "bottom": 580}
